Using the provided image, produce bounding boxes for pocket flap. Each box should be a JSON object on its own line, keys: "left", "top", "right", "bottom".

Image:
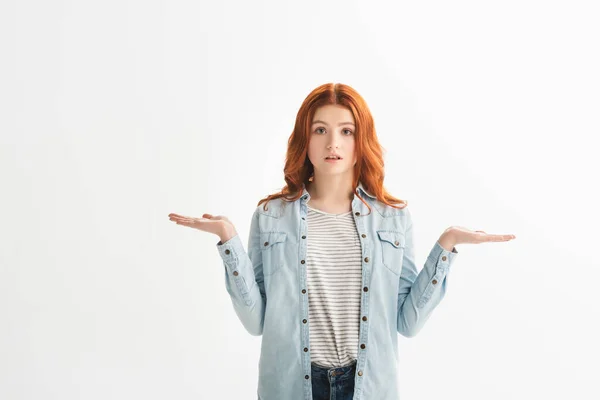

{"left": 260, "top": 231, "right": 287, "bottom": 249}
{"left": 376, "top": 230, "right": 405, "bottom": 248}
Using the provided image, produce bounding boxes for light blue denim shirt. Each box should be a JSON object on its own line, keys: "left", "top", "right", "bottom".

{"left": 216, "top": 182, "right": 458, "bottom": 400}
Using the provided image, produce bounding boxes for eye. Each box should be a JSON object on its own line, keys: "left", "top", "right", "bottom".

{"left": 314, "top": 127, "right": 353, "bottom": 135}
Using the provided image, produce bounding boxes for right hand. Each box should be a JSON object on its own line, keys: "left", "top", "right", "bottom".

{"left": 168, "top": 213, "right": 238, "bottom": 243}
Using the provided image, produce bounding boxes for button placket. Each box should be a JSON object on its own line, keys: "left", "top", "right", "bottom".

{"left": 353, "top": 206, "right": 370, "bottom": 384}
{"left": 299, "top": 195, "right": 312, "bottom": 386}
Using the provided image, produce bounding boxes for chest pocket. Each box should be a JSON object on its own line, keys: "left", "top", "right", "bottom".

{"left": 259, "top": 231, "right": 288, "bottom": 276}
{"left": 376, "top": 230, "right": 406, "bottom": 275}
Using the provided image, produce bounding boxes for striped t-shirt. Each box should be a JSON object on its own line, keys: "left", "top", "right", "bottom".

{"left": 306, "top": 204, "right": 363, "bottom": 368}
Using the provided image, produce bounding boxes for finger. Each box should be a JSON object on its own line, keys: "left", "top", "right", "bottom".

{"left": 176, "top": 216, "right": 212, "bottom": 225}
{"left": 175, "top": 218, "right": 199, "bottom": 225}
{"left": 497, "top": 234, "right": 515, "bottom": 240}
{"left": 169, "top": 214, "right": 194, "bottom": 221}
{"left": 170, "top": 216, "right": 197, "bottom": 224}
{"left": 169, "top": 214, "right": 191, "bottom": 220}
{"left": 487, "top": 234, "right": 514, "bottom": 242}
{"left": 179, "top": 217, "right": 200, "bottom": 224}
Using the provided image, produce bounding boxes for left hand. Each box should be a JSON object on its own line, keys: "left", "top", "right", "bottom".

{"left": 441, "top": 226, "right": 516, "bottom": 248}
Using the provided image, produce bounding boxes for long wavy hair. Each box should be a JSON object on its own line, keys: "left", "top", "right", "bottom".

{"left": 257, "top": 82, "right": 408, "bottom": 214}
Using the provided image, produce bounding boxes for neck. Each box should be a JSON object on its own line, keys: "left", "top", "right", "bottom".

{"left": 306, "top": 174, "right": 355, "bottom": 206}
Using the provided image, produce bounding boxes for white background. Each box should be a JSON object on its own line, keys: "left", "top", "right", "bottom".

{"left": 1, "top": 1, "right": 599, "bottom": 399}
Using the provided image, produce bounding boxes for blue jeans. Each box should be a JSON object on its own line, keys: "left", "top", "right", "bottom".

{"left": 311, "top": 359, "right": 356, "bottom": 400}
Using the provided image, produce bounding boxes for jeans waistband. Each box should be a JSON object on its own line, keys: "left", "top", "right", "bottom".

{"left": 311, "top": 360, "right": 357, "bottom": 381}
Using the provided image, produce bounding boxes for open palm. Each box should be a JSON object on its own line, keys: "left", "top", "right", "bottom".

{"left": 450, "top": 226, "right": 516, "bottom": 245}
{"left": 168, "top": 213, "right": 236, "bottom": 239}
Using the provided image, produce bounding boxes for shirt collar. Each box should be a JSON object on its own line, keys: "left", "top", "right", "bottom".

{"left": 357, "top": 181, "right": 376, "bottom": 199}
{"left": 300, "top": 180, "right": 376, "bottom": 201}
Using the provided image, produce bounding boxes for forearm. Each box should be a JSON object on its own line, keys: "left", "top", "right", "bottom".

{"left": 216, "top": 234, "right": 266, "bottom": 336}
{"left": 397, "top": 240, "right": 458, "bottom": 337}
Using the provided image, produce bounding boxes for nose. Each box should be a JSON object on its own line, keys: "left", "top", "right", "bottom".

{"left": 327, "top": 131, "right": 342, "bottom": 149}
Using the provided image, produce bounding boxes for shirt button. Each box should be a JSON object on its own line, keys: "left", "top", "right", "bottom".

{"left": 360, "top": 344, "right": 366, "bottom": 349}
{"left": 304, "top": 347, "right": 308, "bottom": 352}
{"left": 395, "top": 241, "right": 399, "bottom": 246}
{"left": 233, "top": 271, "right": 239, "bottom": 276}
{"left": 364, "top": 257, "right": 369, "bottom": 262}
{"left": 358, "top": 370, "right": 363, "bottom": 376}
{"left": 302, "top": 217, "right": 305, "bottom": 220}
{"left": 363, "top": 286, "right": 368, "bottom": 292}
{"left": 225, "top": 249, "right": 230, "bottom": 254}
{"left": 301, "top": 260, "right": 305, "bottom": 264}
{"left": 355, "top": 212, "right": 360, "bottom": 216}
{"left": 305, "top": 375, "right": 310, "bottom": 380}
{"left": 432, "top": 279, "right": 438, "bottom": 284}
{"left": 362, "top": 316, "right": 367, "bottom": 321}
{"left": 303, "top": 319, "right": 307, "bottom": 324}
{"left": 361, "top": 234, "right": 366, "bottom": 238}
{"left": 302, "top": 289, "right": 306, "bottom": 294}
{"left": 442, "top": 256, "right": 447, "bottom": 261}
{"left": 264, "top": 242, "right": 269, "bottom": 246}
{"left": 302, "top": 235, "right": 306, "bottom": 239}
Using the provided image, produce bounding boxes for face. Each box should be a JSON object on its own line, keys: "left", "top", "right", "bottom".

{"left": 307, "top": 104, "right": 357, "bottom": 178}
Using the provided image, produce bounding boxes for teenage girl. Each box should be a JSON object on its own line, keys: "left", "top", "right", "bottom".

{"left": 169, "top": 83, "right": 516, "bottom": 400}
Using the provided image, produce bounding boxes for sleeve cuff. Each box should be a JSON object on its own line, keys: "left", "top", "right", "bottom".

{"left": 428, "top": 241, "right": 459, "bottom": 273}
{"left": 216, "top": 234, "right": 245, "bottom": 263}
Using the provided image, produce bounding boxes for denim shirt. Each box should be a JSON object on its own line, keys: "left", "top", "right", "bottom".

{"left": 216, "top": 182, "right": 458, "bottom": 400}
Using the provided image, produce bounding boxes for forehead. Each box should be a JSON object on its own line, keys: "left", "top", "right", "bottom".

{"left": 312, "top": 105, "right": 355, "bottom": 124}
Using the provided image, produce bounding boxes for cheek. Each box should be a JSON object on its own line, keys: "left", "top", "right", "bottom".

{"left": 307, "top": 137, "right": 322, "bottom": 155}
{"left": 348, "top": 142, "right": 356, "bottom": 159}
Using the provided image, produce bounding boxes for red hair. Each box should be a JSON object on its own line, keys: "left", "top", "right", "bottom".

{"left": 257, "top": 82, "right": 408, "bottom": 214}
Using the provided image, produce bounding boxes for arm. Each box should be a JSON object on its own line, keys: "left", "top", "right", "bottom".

{"left": 397, "top": 207, "right": 458, "bottom": 337}
{"left": 215, "top": 209, "right": 266, "bottom": 336}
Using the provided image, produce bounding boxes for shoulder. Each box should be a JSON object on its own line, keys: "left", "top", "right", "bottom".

{"left": 371, "top": 198, "right": 410, "bottom": 219}
{"left": 253, "top": 197, "right": 288, "bottom": 219}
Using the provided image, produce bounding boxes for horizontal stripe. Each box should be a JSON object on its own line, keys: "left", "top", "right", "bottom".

{"left": 306, "top": 207, "right": 362, "bottom": 367}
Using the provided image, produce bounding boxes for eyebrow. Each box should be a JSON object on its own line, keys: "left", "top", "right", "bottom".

{"left": 311, "top": 120, "right": 355, "bottom": 127}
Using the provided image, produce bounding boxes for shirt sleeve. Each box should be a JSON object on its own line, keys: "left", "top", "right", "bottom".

{"left": 215, "top": 208, "right": 266, "bottom": 336}
{"left": 397, "top": 207, "right": 458, "bottom": 337}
